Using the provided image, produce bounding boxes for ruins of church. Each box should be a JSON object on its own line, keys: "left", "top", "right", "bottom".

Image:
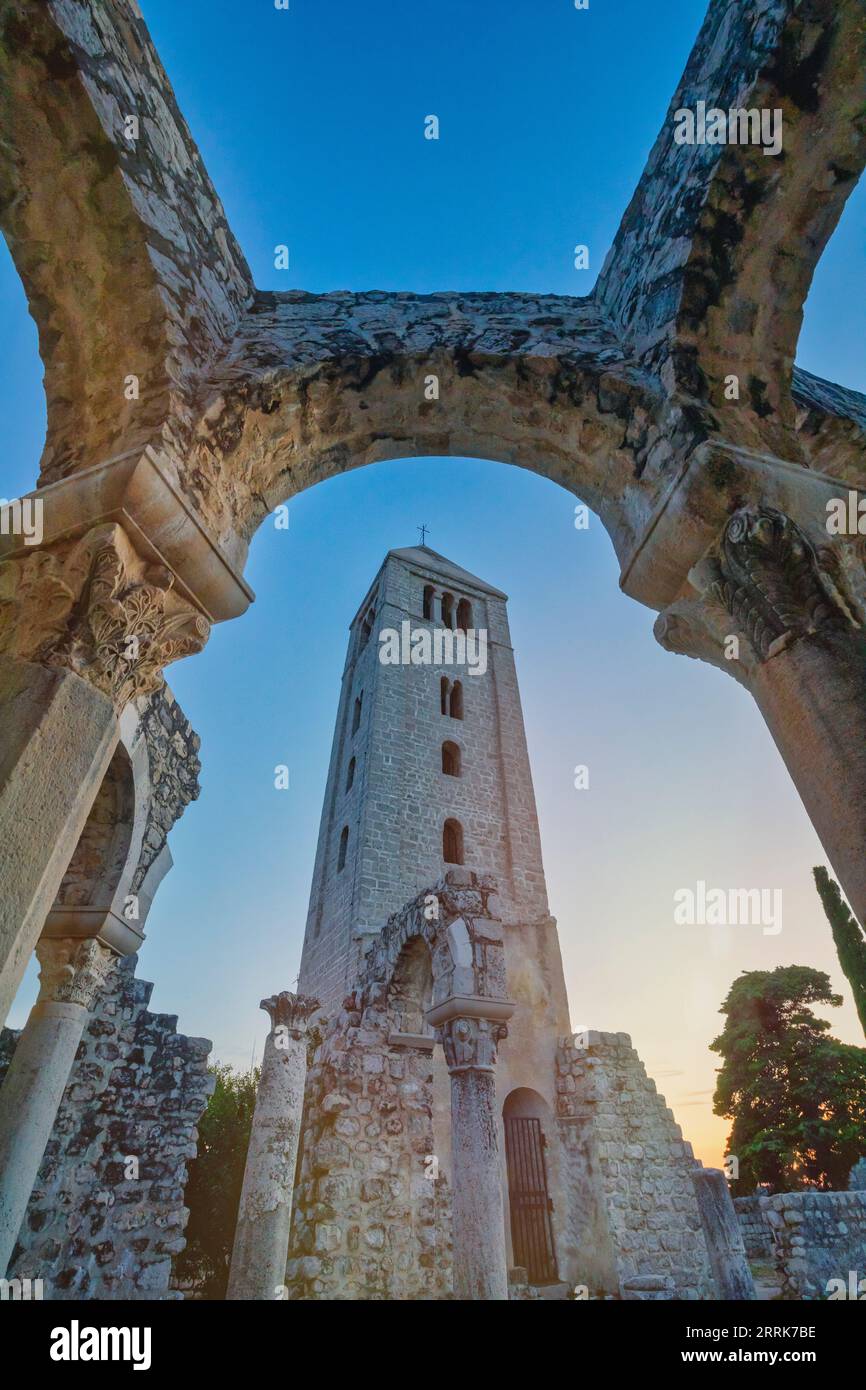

{"left": 1, "top": 0, "right": 866, "bottom": 1302}
{"left": 223, "top": 545, "right": 750, "bottom": 1301}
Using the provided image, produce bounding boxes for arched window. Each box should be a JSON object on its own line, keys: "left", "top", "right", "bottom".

{"left": 337, "top": 825, "right": 349, "bottom": 872}
{"left": 442, "top": 741, "right": 461, "bottom": 777}
{"left": 359, "top": 607, "right": 375, "bottom": 650}
{"left": 441, "top": 592, "right": 455, "bottom": 629}
{"left": 346, "top": 756, "right": 356, "bottom": 791}
{"left": 456, "top": 598, "right": 472, "bottom": 631}
{"left": 440, "top": 676, "right": 450, "bottom": 716}
{"left": 450, "top": 680, "right": 463, "bottom": 720}
{"left": 443, "top": 818, "right": 464, "bottom": 865}
{"left": 352, "top": 693, "right": 363, "bottom": 734}
{"left": 423, "top": 585, "right": 435, "bottom": 621}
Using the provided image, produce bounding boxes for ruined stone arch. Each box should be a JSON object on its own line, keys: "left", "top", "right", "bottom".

{"left": 387, "top": 936, "right": 434, "bottom": 1038}
{"left": 43, "top": 689, "right": 201, "bottom": 959}
{"left": 359, "top": 877, "right": 509, "bottom": 1020}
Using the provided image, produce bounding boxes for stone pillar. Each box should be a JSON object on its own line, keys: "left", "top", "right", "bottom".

{"left": 0, "top": 936, "right": 116, "bottom": 1275}
{"left": 0, "top": 659, "right": 117, "bottom": 1023}
{"left": 692, "top": 1168, "right": 756, "bottom": 1301}
{"left": 0, "top": 521, "right": 209, "bottom": 1025}
{"left": 440, "top": 1012, "right": 511, "bottom": 1301}
{"left": 226, "top": 992, "right": 318, "bottom": 1301}
{"left": 656, "top": 504, "right": 866, "bottom": 927}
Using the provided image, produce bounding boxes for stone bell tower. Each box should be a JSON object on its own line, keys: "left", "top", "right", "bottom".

{"left": 297, "top": 544, "right": 567, "bottom": 1026}
{"left": 295, "top": 546, "right": 577, "bottom": 1289}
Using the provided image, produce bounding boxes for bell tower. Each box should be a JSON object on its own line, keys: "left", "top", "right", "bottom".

{"left": 297, "top": 544, "right": 567, "bottom": 1034}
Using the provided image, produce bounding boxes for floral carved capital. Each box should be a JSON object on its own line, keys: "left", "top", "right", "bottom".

{"left": 440, "top": 1015, "right": 508, "bottom": 1074}
{"left": 710, "top": 505, "right": 857, "bottom": 662}
{"left": 0, "top": 523, "right": 209, "bottom": 708}
{"left": 35, "top": 937, "right": 116, "bottom": 1009}
{"left": 261, "top": 991, "right": 320, "bottom": 1039}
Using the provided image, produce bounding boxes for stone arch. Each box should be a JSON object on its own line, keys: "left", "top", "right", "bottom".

{"left": 44, "top": 703, "right": 148, "bottom": 956}
{"left": 387, "top": 937, "right": 434, "bottom": 1038}
{"left": 358, "top": 875, "right": 509, "bottom": 1017}
{"left": 43, "top": 690, "right": 201, "bottom": 959}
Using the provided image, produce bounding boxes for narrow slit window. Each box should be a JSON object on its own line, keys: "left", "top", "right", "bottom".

{"left": 337, "top": 825, "right": 349, "bottom": 872}
{"left": 443, "top": 818, "right": 464, "bottom": 865}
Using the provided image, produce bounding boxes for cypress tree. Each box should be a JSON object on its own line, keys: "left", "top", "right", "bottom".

{"left": 814, "top": 866, "right": 866, "bottom": 1040}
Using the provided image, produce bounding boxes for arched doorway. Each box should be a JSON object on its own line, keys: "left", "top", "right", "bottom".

{"left": 502, "top": 1087, "right": 559, "bottom": 1286}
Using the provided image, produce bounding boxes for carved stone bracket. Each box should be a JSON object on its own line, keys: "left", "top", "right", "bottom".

{"left": 709, "top": 505, "right": 857, "bottom": 662}
{"left": 655, "top": 504, "right": 861, "bottom": 677}
{"left": 35, "top": 936, "right": 116, "bottom": 1010}
{"left": 0, "top": 522, "right": 209, "bottom": 708}
{"left": 261, "top": 991, "right": 319, "bottom": 1040}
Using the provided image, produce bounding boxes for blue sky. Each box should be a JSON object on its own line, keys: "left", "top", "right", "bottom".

{"left": 2, "top": 0, "right": 864, "bottom": 1164}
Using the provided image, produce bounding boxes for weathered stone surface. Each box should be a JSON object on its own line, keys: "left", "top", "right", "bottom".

{"left": 734, "top": 1191, "right": 866, "bottom": 1299}
{"left": 0, "top": 955, "right": 213, "bottom": 1300}
{"left": 556, "top": 1031, "right": 715, "bottom": 1300}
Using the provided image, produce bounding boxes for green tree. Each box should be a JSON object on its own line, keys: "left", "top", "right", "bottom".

{"left": 175, "top": 1063, "right": 259, "bottom": 1299}
{"left": 813, "top": 865, "right": 866, "bottom": 1039}
{"left": 711, "top": 965, "right": 866, "bottom": 1194}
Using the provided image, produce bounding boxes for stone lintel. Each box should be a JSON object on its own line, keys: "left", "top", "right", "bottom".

{"left": 0, "top": 448, "right": 254, "bottom": 625}
{"left": 425, "top": 994, "right": 515, "bottom": 1027}
{"left": 620, "top": 439, "right": 858, "bottom": 609}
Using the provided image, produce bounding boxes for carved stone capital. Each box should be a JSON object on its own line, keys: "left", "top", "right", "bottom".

{"left": 35, "top": 937, "right": 116, "bottom": 1009}
{"left": 0, "top": 522, "right": 210, "bottom": 709}
{"left": 708, "top": 505, "right": 857, "bottom": 662}
{"left": 260, "top": 991, "right": 319, "bottom": 1039}
{"left": 439, "top": 1015, "right": 508, "bottom": 1074}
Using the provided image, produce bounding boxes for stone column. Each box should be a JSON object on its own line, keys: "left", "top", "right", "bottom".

{"left": 0, "top": 659, "right": 117, "bottom": 1024}
{"left": 0, "top": 936, "right": 116, "bottom": 1275}
{"left": 226, "top": 992, "right": 318, "bottom": 1301}
{"left": 440, "top": 1012, "right": 511, "bottom": 1301}
{"left": 656, "top": 504, "right": 866, "bottom": 927}
{"left": 0, "top": 521, "right": 209, "bottom": 1024}
{"left": 691, "top": 1168, "right": 755, "bottom": 1301}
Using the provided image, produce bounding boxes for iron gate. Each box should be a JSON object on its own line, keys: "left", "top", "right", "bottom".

{"left": 504, "top": 1116, "right": 558, "bottom": 1284}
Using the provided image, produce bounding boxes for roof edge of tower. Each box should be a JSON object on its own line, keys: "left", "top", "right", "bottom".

{"left": 385, "top": 546, "right": 508, "bottom": 600}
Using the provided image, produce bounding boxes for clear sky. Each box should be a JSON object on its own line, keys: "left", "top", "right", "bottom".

{"left": 2, "top": 0, "right": 865, "bottom": 1168}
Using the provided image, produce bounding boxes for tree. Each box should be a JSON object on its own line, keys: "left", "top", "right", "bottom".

{"left": 813, "top": 866, "right": 866, "bottom": 1039}
{"left": 711, "top": 965, "right": 866, "bottom": 1194}
{"left": 174, "top": 1063, "right": 259, "bottom": 1299}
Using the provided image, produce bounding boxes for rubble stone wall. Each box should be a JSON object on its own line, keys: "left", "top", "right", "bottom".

{"left": 735, "top": 1191, "right": 866, "bottom": 1299}
{"left": 0, "top": 956, "right": 213, "bottom": 1300}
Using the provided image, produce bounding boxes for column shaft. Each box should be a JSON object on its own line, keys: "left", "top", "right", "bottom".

{"left": 450, "top": 1066, "right": 509, "bottom": 1300}
{"left": 226, "top": 993, "right": 317, "bottom": 1300}
{"left": 0, "top": 658, "right": 117, "bottom": 1024}
{"left": 750, "top": 630, "right": 866, "bottom": 925}
{"left": 0, "top": 939, "right": 115, "bottom": 1275}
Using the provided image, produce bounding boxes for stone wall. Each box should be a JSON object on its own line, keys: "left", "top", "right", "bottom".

{"left": 0, "top": 956, "right": 213, "bottom": 1300}
{"left": 735, "top": 1191, "right": 866, "bottom": 1299}
{"left": 286, "top": 1003, "right": 452, "bottom": 1301}
{"left": 734, "top": 1195, "right": 775, "bottom": 1261}
{"left": 556, "top": 1030, "right": 715, "bottom": 1300}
